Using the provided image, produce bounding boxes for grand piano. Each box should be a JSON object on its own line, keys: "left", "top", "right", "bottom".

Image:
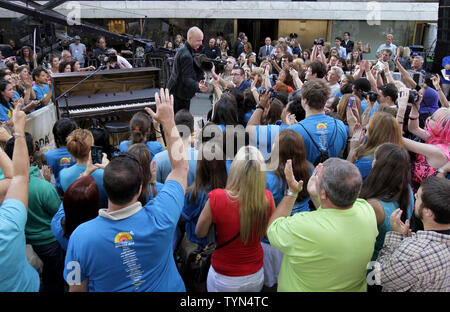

{"left": 51, "top": 67, "right": 160, "bottom": 128}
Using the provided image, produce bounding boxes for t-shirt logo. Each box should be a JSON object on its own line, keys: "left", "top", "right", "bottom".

{"left": 60, "top": 157, "right": 71, "bottom": 164}
{"left": 316, "top": 123, "right": 327, "bottom": 130}
{"left": 114, "top": 232, "right": 134, "bottom": 248}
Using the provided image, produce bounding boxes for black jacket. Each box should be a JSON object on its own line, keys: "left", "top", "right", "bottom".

{"left": 167, "top": 42, "right": 203, "bottom": 100}
{"left": 342, "top": 40, "right": 354, "bottom": 54}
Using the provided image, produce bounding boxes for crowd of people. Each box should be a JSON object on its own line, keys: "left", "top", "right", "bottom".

{"left": 0, "top": 26, "right": 449, "bottom": 293}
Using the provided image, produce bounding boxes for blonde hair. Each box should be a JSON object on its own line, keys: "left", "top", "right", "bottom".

{"left": 226, "top": 146, "right": 269, "bottom": 244}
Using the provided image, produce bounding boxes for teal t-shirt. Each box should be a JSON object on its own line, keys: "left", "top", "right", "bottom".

{"left": 0, "top": 199, "right": 40, "bottom": 292}
{"left": 267, "top": 198, "right": 378, "bottom": 292}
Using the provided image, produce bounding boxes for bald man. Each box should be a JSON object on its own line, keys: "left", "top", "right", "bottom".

{"left": 167, "top": 26, "right": 208, "bottom": 113}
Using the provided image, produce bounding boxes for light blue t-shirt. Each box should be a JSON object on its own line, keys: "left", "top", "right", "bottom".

{"left": 32, "top": 83, "right": 52, "bottom": 108}
{"left": 371, "top": 186, "right": 415, "bottom": 261}
{"left": 288, "top": 114, "right": 348, "bottom": 165}
{"left": 361, "top": 100, "right": 379, "bottom": 118}
{"left": 51, "top": 203, "right": 68, "bottom": 251}
{"left": 119, "top": 140, "right": 164, "bottom": 161}
{"left": 0, "top": 101, "right": 13, "bottom": 122}
{"left": 152, "top": 147, "right": 197, "bottom": 186}
{"left": 0, "top": 199, "right": 40, "bottom": 292}
{"left": 45, "top": 147, "right": 76, "bottom": 192}
{"left": 354, "top": 154, "right": 375, "bottom": 181}
{"left": 63, "top": 180, "right": 186, "bottom": 292}
{"left": 250, "top": 124, "right": 287, "bottom": 161}
{"left": 182, "top": 189, "right": 210, "bottom": 248}
{"left": 60, "top": 164, "right": 108, "bottom": 208}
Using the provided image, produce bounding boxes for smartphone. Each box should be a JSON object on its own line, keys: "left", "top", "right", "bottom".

{"left": 348, "top": 97, "right": 355, "bottom": 107}
{"left": 91, "top": 146, "right": 103, "bottom": 164}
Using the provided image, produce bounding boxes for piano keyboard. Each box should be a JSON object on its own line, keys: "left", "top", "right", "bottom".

{"left": 68, "top": 101, "right": 156, "bottom": 116}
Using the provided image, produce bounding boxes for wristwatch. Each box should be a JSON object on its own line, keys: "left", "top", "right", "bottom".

{"left": 256, "top": 104, "right": 265, "bottom": 110}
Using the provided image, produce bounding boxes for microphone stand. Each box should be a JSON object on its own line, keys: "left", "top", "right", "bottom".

{"left": 55, "top": 65, "right": 106, "bottom": 118}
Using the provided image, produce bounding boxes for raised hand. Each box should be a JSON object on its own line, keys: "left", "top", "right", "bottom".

{"left": 350, "top": 123, "right": 365, "bottom": 151}
{"left": 12, "top": 102, "right": 26, "bottom": 133}
{"left": 389, "top": 208, "right": 411, "bottom": 236}
{"left": 284, "top": 159, "right": 303, "bottom": 195}
{"left": 145, "top": 88, "right": 174, "bottom": 126}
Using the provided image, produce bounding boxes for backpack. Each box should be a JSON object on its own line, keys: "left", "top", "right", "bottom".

{"left": 299, "top": 119, "right": 337, "bottom": 166}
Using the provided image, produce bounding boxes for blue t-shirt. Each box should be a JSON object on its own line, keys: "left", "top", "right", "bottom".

{"left": 119, "top": 140, "right": 164, "bottom": 161}
{"left": 182, "top": 189, "right": 210, "bottom": 248}
{"left": 441, "top": 56, "right": 450, "bottom": 85}
{"left": 152, "top": 147, "right": 197, "bottom": 186}
{"left": 361, "top": 100, "right": 379, "bottom": 118}
{"left": 45, "top": 147, "right": 76, "bottom": 192}
{"left": 288, "top": 114, "right": 348, "bottom": 165}
{"left": 0, "top": 199, "right": 40, "bottom": 292}
{"left": 0, "top": 102, "right": 13, "bottom": 122}
{"left": 63, "top": 180, "right": 186, "bottom": 292}
{"left": 250, "top": 124, "right": 287, "bottom": 161}
{"left": 265, "top": 171, "right": 310, "bottom": 215}
{"left": 32, "top": 83, "right": 52, "bottom": 108}
{"left": 354, "top": 154, "right": 375, "bottom": 181}
{"left": 237, "top": 80, "right": 251, "bottom": 92}
{"left": 146, "top": 182, "right": 164, "bottom": 203}
{"left": 371, "top": 186, "right": 415, "bottom": 261}
{"left": 60, "top": 164, "right": 108, "bottom": 208}
{"left": 51, "top": 203, "right": 68, "bottom": 251}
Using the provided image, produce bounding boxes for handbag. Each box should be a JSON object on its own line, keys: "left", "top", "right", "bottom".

{"left": 187, "top": 231, "right": 240, "bottom": 285}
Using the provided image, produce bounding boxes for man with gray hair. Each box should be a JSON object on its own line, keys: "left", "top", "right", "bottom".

{"left": 327, "top": 66, "right": 343, "bottom": 98}
{"left": 267, "top": 158, "right": 378, "bottom": 291}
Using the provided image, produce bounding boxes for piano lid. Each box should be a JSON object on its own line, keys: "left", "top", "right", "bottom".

{"left": 51, "top": 67, "right": 161, "bottom": 101}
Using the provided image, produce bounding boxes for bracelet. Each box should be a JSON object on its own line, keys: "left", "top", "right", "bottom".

{"left": 13, "top": 133, "right": 25, "bottom": 138}
{"left": 409, "top": 116, "right": 419, "bottom": 120}
{"left": 285, "top": 189, "right": 298, "bottom": 198}
{"left": 436, "top": 88, "right": 441, "bottom": 92}
{"left": 437, "top": 168, "right": 445, "bottom": 174}
{"left": 256, "top": 105, "right": 264, "bottom": 110}
{"left": 251, "top": 87, "right": 257, "bottom": 92}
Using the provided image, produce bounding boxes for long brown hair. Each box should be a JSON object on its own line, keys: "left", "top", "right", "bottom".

{"left": 360, "top": 143, "right": 411, "bottom": 222}
{"left": 353, "top": 112, "right": 403, "bottom": 162}
{"left": 187, "top": 144, "right": 227, "bottom": 206}
{"left": 337, "top": 94, "right": 362, "bottom": 125}
{"left": 126, "top": 143, "right": 156, "bottom": 205}
{"left": 268, "top": 129, "right": 311, "bottom": 201}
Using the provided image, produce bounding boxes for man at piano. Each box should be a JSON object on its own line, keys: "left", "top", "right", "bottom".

{"left": 167, "top": 26, "right": 209, "bottom": 113}
{"left": 31, "top": 66, "right": 52, "bottom": 110}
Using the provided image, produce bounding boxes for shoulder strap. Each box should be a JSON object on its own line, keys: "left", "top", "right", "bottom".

{"left": 215, "top": 232, "right": 240, "bottom": 250}
{"left": 299, "top": 122, "right": 324, "bottom": 152}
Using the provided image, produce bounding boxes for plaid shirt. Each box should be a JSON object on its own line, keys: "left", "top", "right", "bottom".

{"left": 375, "top": 230, "right": 450, "bottom": 292}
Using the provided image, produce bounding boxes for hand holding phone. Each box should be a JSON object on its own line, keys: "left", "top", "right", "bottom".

{"left": 91, "top": 146, "right": 103, "bottom": 164}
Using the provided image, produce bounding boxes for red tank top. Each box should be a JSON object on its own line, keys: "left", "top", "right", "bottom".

{"left": 209, "top": 188, "right": 274, "bottom": 276}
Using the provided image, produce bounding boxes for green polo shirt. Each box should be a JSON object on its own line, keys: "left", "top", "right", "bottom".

{"left": 267, "top": 198, "right": 378, "bottom": 292}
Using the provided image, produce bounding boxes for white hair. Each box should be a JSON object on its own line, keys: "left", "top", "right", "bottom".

{"left": 331, "top": 66, "right": 344, "bottom": 80}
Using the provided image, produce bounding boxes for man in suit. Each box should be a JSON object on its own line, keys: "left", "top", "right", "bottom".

{"left": 233, "top": 32, "right": 245, "bottom": 58}
{"left": 167, "top": 26, "right": 209, "bottom": 113}
{"left": 258, "top": 37, "right": 274, "bottom": 62}
{"left": 342, "top": 32, "right": 354, "bottom": 55}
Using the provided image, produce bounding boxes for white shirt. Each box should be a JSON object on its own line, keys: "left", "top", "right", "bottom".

{"left": 117, "top": 55, "right": 133, "bottom": 69}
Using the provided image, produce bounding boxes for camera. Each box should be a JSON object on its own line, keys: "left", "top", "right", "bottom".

{"left": 314, "top": 38, "right": 325, "bottom": 46}
{"left": 99, "top": 51, "right": 117, "bottom": 64}
{"left": 362, "top": 91, "right": 378, "bottom": 103}
{"left": 259, "top": 87, "right": 278, "bottom": 99}
{"left": 194, "top": 54, "right": 227, "bottom": 74}
{"left": 408, "top": 90, "right": 419, "bottom": 104}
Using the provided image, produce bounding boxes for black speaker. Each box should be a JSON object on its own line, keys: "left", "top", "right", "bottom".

{"left": 432, "top": 0, "right": 450, "bottom": 73}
